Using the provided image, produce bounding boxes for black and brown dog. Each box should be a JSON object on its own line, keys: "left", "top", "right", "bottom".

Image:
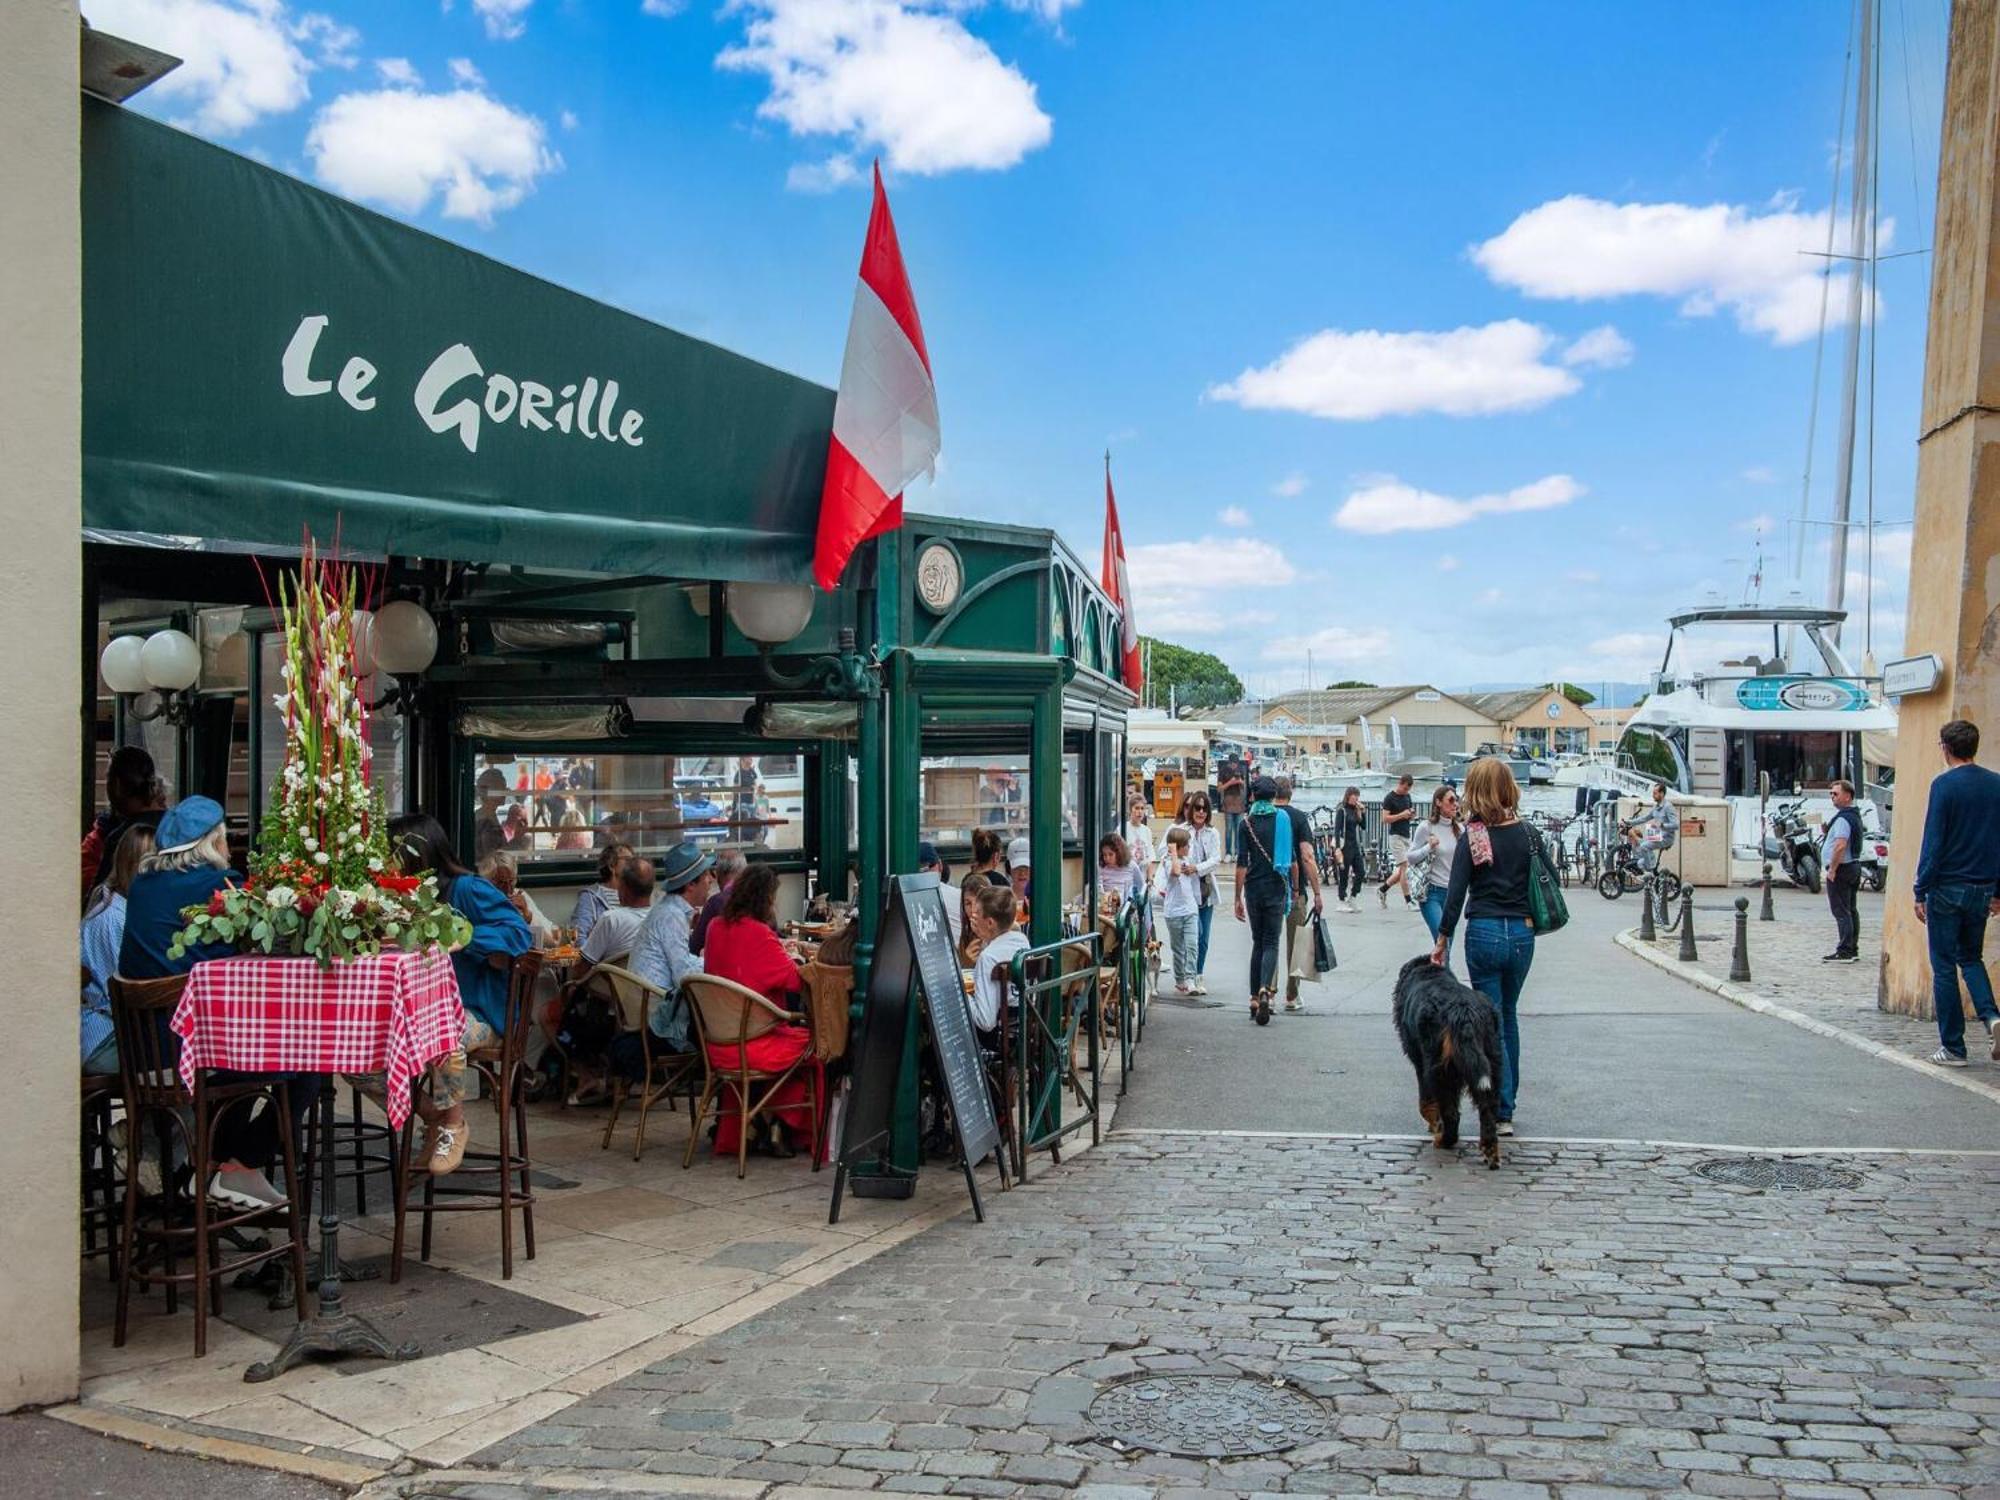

{"left": 1392, "top": 955, "right": 1504, "bottom": 1168}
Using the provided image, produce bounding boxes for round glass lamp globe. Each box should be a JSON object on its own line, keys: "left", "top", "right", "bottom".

{"left": 370, "top": 600, "right": 439, "bottom": 675}
{"left": 726, "top": 582, "right": 815, "bottom": 646}
{"left": 140, "top": 628, "right": 202, "bottom": 692}
{"left": 100, "top": 634, "right": 150, "bottom": 694}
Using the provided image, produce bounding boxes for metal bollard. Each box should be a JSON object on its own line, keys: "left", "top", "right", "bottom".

{"left": 1729, "top": 897, "right": 1752, "bottom": 983}
{"left": 1678, "top": 889, "right": 1699, "bottom": 962}
{"left": 1759, "top": 863, "right": 1775, "bottom": 922}
{"left": 1638, "top": 882, "right": 1657, "bottom": 942}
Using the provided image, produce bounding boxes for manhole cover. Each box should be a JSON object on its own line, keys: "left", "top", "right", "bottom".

{"left": 1694, "top": 1157, "right": 1863, "bottom": 1191}
{"left": 1088, "top": 1374, "right": 1327, "bottom": 1457}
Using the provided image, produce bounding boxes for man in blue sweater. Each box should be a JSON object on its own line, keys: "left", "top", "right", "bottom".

{"left": 1913, "top": 718, "right": 2000, "bottom": 1065}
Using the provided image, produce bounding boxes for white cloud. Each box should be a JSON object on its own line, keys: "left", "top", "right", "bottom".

{"left": 1272, "top": 471, "right": 1308, "bottom": 498}
{"left": 1001, "top": 0, "right": 1081, "bottom": 21}
{"left": 1332, "top": 474, "right": 1585, "bottom": 535}
{"left": 1207, "top": 320, "right": 1583, "bottom": 421}
{"left": 642, "top": 0, "right": 687, "bottom": 13}
{"left": 559, "top": 108, "right": 581, "bottom": 131}
{"left": 1565, "top": 568, "right": 1601, "bottom": 584}
{"left": 1261, "top": 625, "right": 1394, "bottom": 665}
{"left": 1738, "top": 513, "right": 1778, "bottom": 535}
{"left": 1126, "top": 536, "right": 1297, "bottom": 594}
{"left": 718, "top": 1, "right": 1054, "bottom": 179}
{"left": 1437, "top": 555, "right": 1461, "bottom": 573}
{"left": 307, "top": 85, "right": 562, "bottom": 225}
{"left": 787, "top": 154, "right": 863, "bottom": 193}
{"left": 1562, "top": 324, "right": 1634, "bottom": 369}
{"left": 86, "top": 0, "right": 348, "bottom": 134}
{"left": 1472, "top": 194, "right": 1889, "bottom": 346}
{"left": 1742, "top": 464, "right": 1778, "bottom": 484}
{"left": 472, "top": 0, "right": 533, "bottom": 40}
{"left": 293, "top": 12, "right": 359, "bottom": 68}
{"left": 448, "top": 56, "right": 485, "bottom": 86}
{"left": 1218, "top": 506, "right": 1252, "bottom": 529}
{"left": 375, "top": 57, "right": 422, "bottom": 87}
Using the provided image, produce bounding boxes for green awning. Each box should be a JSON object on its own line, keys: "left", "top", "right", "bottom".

{"left": 82, "top": 100, "right": 834, "bottom": 583}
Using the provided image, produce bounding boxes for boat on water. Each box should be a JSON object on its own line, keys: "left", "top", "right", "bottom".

{"left": 1612, "top": 603, "right": 1895, "bottom": 878}
{"left": 1445, "top": 742, "right": 1535, "bottom": 782}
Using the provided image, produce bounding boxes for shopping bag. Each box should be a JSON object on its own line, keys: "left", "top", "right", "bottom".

{"left": 1527, "top": 827, "right": 1570, "bottom": 935}
{"left": 1312, "top": 913, "right": 1337, "bottom": 973}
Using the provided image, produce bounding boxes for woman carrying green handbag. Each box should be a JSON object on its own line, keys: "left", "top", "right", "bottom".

{"left": 1432, "top": 757, "right": 1552, "bottom": 1137}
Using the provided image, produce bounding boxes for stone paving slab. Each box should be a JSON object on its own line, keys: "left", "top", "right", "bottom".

{"left": 458, "top": 1131, "right": 2000, "bottom": 1497}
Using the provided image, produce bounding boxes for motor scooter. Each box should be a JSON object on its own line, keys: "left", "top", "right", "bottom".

{"left": 1763, "top": 798, "right": 1823, "bottom": 893}
{"left": 1857, "top": 830, "right": 1889, "bottom": 892}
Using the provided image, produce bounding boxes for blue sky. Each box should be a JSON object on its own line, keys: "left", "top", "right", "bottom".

{"left": 93, "top": 0, "right": 1947, "bottom": 696}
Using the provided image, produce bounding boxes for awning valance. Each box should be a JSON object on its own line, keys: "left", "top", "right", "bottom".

{"left": 82, "top": 101, "right": 834, "bottom": 583}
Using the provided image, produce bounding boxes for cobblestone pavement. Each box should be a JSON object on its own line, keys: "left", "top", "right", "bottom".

{"left": 1633, "top": 884, "right": 2000, "bottom": 1076}
{"left": 451, "top": 1131, "right": 2000, "bottom": 1498}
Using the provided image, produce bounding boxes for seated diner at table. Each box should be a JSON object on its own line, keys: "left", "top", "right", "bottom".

{"left": 479, "top": 851, "right": 558, "bottom": 947}
{"left": 571, "top": 840, "right": 634, "bottom": 946}
{"left": 118, "top": 796, "right": 318, "bottom": 1212}
{"left": 81, "top": 824, "right": 154, "bottom": 1076}
{"left": 963, "top": 827, "right": 1008, "bottom": 890}
{"left": 1007, "top": 836, "right": 1033, "bottom": 908}
{"left": 552, "top": 855, "right": 656, "bottom": 1104}
{"left": 965, "top": 883, "right": 1029, "bottom": 1037}
{"left": 1098, "top": 832, "right": 1136, "bottom": 905}
{"left": 389, "top": 815, "right": 534, "bottom": 1176}
{"left": 699, "top": 863, "right": 817, "bottom": 1159}
{"left": 618, "top": 841, "right": 715, "bottom": 1079}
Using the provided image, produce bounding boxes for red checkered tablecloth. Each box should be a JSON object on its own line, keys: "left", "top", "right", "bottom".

{"left": 173, "top": 949, "right": 466, "bottom": 1129}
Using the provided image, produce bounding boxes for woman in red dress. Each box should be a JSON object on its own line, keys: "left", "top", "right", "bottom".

{"left": 699, "top": 864, "right": 821, "bottom": 1158}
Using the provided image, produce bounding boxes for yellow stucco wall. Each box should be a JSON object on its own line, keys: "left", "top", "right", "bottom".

{"left": 1882, "top": 0, "right": 2000, "bottom": 1020}
{"left": 0, "top": 0, "right": 82, "bottom": 1410}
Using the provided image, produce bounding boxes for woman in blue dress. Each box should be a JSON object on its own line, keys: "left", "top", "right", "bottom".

{"left": 388, "top": 816, "right": 532, "bottom": 1176}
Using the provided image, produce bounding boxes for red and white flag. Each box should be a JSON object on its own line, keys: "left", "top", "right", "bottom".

{"left": 813, "top": 163, "right": 940, "bottom": 591}
{"left": 1102, "top": 456, "right": 1144, "bottom": 694}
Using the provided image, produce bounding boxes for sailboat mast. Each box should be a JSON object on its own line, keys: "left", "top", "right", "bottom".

{"left": 1826, "top": 0, "right": 1876, "bottom": 645}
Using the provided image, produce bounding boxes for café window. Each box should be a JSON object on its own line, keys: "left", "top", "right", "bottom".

{"left": 470, "top": 751, "right": 805, "bottom": 867}
{"left": 918, "top": 754, "right": 1081, "bottom": 848}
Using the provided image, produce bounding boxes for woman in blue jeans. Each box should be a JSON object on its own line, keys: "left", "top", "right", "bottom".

{"left": 1180, "top": 793, "right": 1223, "bottom": 993}
{"left": 1410, "top": 786, "right": 1462, "bottom": 950}
{"left": 1432, "top": 759, "right": 1533, "bottom": 1134}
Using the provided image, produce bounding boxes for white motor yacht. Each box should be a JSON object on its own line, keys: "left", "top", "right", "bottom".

{"left": 1613, "top": 604, "right": 1895, "bottom": 879}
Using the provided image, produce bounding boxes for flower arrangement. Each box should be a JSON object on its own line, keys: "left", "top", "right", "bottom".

{"left": 171, "top": 542, "right": 470, "bottom": 967}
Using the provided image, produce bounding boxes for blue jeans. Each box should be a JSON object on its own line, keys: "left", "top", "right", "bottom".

{"left": 1925, "top": 881, "right": 1999, "bottom": 1057}
{"left": 1224, "top": 811, "right": 1244, "bottom": 858}
{"left": 1196, "top": 902, "right": 1215, "bottom": 975}
{"left": 1463, "top": 916, "right": 1534, "bottom": 1120}
{"left": 1419, "top": 884, "right": 1447, "bottom": 942}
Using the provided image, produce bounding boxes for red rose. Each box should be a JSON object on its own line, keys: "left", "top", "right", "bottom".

{"left": 373, "top": 873, "right": 422, "bottom": 895}
{"left": 207, "top": 891, "right": 229, "bottom": 915}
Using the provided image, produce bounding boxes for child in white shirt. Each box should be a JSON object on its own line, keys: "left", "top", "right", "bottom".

{"left": 966, "top": 883, "right": 1029, "bottom": 1034}
{"left": 1153, "top": 826, "right": 1202, "bottom": 994}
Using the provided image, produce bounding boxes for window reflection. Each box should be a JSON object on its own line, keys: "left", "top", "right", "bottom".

{"left": 469, "top": 751, "right": 804, "bottom": 865}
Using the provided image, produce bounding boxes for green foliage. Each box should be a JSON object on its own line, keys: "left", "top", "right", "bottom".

{"left": 1544, "top": 682, "right": 1597, "bottom": 706}
{"left": 1324, "top": 679, "right": 1377, "bottom": 690}
{"left": 1141, "top": 636, "right": 1244, "bottom": 710}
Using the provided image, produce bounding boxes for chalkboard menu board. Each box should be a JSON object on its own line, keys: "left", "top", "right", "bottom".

{"left": 829, "top": 873, "right": 1003, "bottom": 1224}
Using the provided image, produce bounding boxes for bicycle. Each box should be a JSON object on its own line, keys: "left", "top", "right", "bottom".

{"left": 1595, "top": 839, "right": 1683, "bottom": 906}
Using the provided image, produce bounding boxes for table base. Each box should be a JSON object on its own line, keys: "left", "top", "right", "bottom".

{"left": 243, "top": 1308, "right": 417, "bottom": 1382}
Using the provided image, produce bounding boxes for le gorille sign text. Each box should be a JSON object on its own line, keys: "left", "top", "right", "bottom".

{"left": 280, "top": 314, "right": 646, "bottom": 456}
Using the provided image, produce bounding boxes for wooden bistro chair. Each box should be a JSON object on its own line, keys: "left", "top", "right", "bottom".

{"left": 593, "top": 962, "right": 699, "bottom": 1161}
{"left": 107, "top": 974, "right": 310, "bottom": 1357}
{"left": 680, "top": 974, "right": 822, "bottom": 1180}
{"left": 798, "top": 959, "right": 853, "bottom": 1064}
{"left": 392, "top": 950, "right": 544, "bottom": 1282}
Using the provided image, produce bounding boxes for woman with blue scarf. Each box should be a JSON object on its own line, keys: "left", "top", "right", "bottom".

{"left": 1232, "top": 775, "right": 1293, "bottom": 1025}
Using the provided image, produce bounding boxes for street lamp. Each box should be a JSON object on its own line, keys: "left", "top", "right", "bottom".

{"left": 727, "top": 582, "right": 876, "bottom": 699}
{"left": 100, "top": 628, "right": 201, "bottom": 724}
{"left": 360, "top": 599, "right": 440, "bottom": 715}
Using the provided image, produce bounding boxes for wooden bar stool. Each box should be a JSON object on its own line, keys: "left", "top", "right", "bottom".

{"left": 108, "top": 974, "right": 310, "bottom": 1356}
{"left": 392, "top": 951, "right": 544, "bottom": 1281}
{"left": 80, "top": 1073, "right": 125, "bottom": 1280}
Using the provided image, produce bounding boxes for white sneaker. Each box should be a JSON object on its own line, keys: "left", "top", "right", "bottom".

{"left": 207, "top": 1167, "right": 286, "bottom": 1212}
{"left": 1990, "top": 1018, "right": 2000, "bottom": 1061}
{"left": 1929, "top": 1048, "right": 1969, "bottom": 1068}
{"left": 1496, "top": 1121, "right": 1516, "bottom": 1137}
